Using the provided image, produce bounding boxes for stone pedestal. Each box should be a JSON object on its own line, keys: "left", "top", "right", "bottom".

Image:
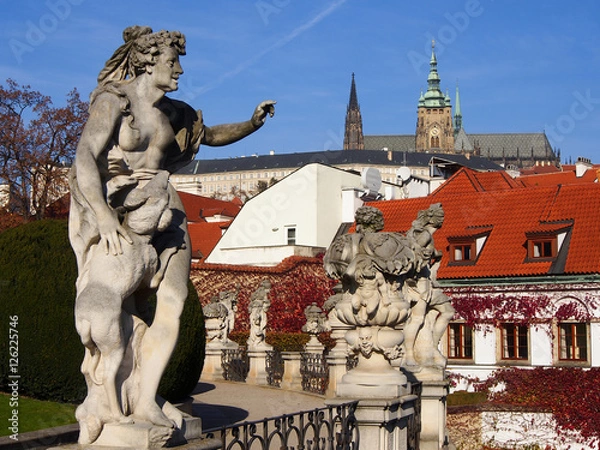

{"left": 280, "top": 351, "right": 303, "bottom": 391}
{"left": 304, "top": 335, "right": 325, "bottom": 354}
{"left": 246, "top": 346, "right": 272, "bottom": 386}
{"left": 327, "top": 395, "right": 417, "bottom": 450}
{"left": 418, "top": 379, "right": 450, "bottom": 450}
{"left": 336, "top": 350, "right": 409, "bottom": 399}
{"left": 201, "top": 342, "right": 238, "bottom": 381}
{"left": 48, "top": 416, "right": 222, "bottom": 449}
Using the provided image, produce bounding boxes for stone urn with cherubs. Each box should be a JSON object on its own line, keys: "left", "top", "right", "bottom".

{"left": 323, "top": 205, "right": 414, "bottom": 397}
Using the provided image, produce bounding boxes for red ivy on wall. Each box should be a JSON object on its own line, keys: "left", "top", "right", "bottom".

{"left": 477, "top": 367, "right": 600, "bottom": 446}
{"left": 445, "top": 287, "right": 596, "bottom": 329}
{"left": 191, "top": 256, "right": 337, "bottom": 333}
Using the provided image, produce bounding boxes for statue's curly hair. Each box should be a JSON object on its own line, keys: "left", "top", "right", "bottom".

{"left": 355, "top": 206, "right": 384, "bottom": 234}
{"left": 97, "top": 25, "right": 186, "bottom": 85}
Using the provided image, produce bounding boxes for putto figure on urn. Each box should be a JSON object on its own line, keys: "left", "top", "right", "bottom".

{"left": 324, "top": 203, "right": 453, "bottom": 396}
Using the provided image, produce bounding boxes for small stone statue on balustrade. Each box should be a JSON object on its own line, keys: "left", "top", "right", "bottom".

{"left": 247, "top": 279, "right": 272, "bottom": 350}
{"left": 302, "top": 302, "right": 328, "bottom": 353}
{"left": 203, "top": 284, "right": 240, "bottom": 349}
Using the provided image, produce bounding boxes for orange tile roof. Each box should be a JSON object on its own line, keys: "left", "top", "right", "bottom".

{"left": 187, "top": 221, "right": 229, "bottom": 262}
{"left": 518, "top": 168, "right": 599, "bottom": 187}
{"left": 177, "top": 191, "right": 241, "bottom": 223}
{"left": 367, "top": 168, "right": 600, "bottom": 280}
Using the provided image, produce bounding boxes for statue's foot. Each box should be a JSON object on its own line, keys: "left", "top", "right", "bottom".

{"left": 113, "top": 414, "right": 134, "bottom": 425}
{"left": 134, "top": 402, "right": 176, "bottom": 429}
{"left": 402, "top": 357, "right": 422, "bottom": 372}
{"left": 76, "top": 406, "right": 102, "bottom": 445}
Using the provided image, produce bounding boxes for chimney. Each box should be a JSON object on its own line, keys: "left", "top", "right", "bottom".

{"left": 575, "top": 156, "right": 592, "bottom": 178}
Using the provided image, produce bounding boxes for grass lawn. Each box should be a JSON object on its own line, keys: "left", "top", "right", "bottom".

{"left": 0, "top": 393, "right": 77, "bottom": 437}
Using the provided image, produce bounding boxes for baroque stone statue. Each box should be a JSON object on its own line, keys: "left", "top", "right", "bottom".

{"left": 203, "top": 284, "right": 240, "bottom": 347}
{"left": 247, "top": 279, "right": 272, "bottom": 349}
{"left": 323, "top": 203, "right": 454, "bottom": 395}
{"left": 68, "top": 25, "right": 274, "bottom": 446}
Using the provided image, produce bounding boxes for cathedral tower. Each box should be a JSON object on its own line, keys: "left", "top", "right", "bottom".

{"left": 343, "top": 73, "right": 365, "bottom": 150}
{"left": 415, "top": 41, "right": 454, "bottom": 152}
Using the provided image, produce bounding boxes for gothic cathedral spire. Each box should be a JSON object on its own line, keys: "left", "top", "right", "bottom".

{"left": 343, "top": 73, "right": 365, "bottom": 150}
{"left": 454, "top": 82, "right": 463, "bottom": 138}
{"left": 415, "top": 41, "right": 455, "bottom": 153}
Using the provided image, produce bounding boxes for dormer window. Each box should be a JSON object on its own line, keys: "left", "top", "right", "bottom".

{"left": 526, "top": 234, "right": 558, "bottom": 261}
{"left": 525, "top": 223, "right": 572, "bottom": 265}
{"left": 450, "top": 241, "right": 475, "bottom": 263}
{"left": 448, "top": 232, "right": 489, "bottom": 265}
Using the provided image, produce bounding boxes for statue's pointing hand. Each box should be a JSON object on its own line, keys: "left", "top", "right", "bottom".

{"left": 251, "top": 100, "right": 276, "bottom": 128}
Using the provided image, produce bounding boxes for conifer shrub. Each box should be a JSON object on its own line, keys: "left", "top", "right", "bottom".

{"left": 0, "top": 219, "right": 205, "bottom": 404}
{"left": 0, "top": 220, "right": 84, "bottom": 402}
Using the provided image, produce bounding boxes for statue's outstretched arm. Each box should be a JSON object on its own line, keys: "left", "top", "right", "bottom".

{"left": 202, "top": 100, "right": 275, "bottom": 147}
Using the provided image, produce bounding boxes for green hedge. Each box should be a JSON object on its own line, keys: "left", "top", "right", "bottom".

{"left": 228, "top": 331, "right": 335, "bottom": 352}
{"left": 0, "top": 219, "right": 204, "bottom": 404}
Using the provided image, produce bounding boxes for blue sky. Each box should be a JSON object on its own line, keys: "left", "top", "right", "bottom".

{"left": 1, "top": 0, "right": 599, "bottom": 163}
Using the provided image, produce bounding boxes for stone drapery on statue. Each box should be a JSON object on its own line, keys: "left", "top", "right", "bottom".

{"left": 203, "top": 284, "right": 240, "bottom": 347}
{"left": 247, "top": 279, "right": 272, "bottom": 350}
{"left": 323, "top": 204, "right": 454, "bottom": 391}
{"left": 68, "top": 25, "right": 274, "bottom": 447}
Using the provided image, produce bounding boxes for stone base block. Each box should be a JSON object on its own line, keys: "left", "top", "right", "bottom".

{"left": 95, "top": 415, "right": 202, "bottom": 448}
{"left": 336, "top": 382, "right": 409, "bottom": 398}
{"left": 49, "top": 416, "right": 219, "bottom": 449}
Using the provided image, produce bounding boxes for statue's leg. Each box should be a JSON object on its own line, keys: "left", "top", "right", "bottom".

{"left": 402, "top": 298, "right": 427, "bottom": 367}
{"left": 77, "top": 284, "right": 132, "bottom": 424}
{"left": 132, "top": 206, "right": 190, "bottom": 428}
{"left": 431, "top": 298, "right": 456, "bottom": 366}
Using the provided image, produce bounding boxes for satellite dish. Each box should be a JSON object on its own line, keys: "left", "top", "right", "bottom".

{"left": 361, "top": 167, "right": 382, "bottom": 192}
{"left": 397, "top": 166, "right": 411, "bottom": 182}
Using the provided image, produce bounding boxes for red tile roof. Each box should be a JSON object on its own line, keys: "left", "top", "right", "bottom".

{"left": 177, "top": 191, "right": 241, "bottom": 223}
{"left": 367, "top": 168, "right": 600, "bottom": 280}
{"left": 187, "top": 221, "right": 229, "bottom": 262}
{"left": 518, "top": 168, "right": 599, "bottom": 187}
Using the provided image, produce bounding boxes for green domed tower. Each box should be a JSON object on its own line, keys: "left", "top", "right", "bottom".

{"left": 415, "top": 41, "right": 455, "bottom": 153}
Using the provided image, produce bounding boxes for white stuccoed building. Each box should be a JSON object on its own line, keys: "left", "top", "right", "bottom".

{"left": 205, "top": 163, "right": 400, "bottom": 266}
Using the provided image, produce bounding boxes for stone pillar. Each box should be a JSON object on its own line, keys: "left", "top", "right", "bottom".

{"left": 201, "top": 341, "right": 239, "bottom": 381}
{"left": 201, "top": 346, "right": 226, "bottom": 381}
{"left": 246, "top": 347, "right": 271, "bottom": 386}
{"left": 325, "top": 313, "right": 353, "bottom": 397}
{"left": 325, "top": 352, "right": 348, "bottom": 398}
{"left": 418, "top": 379, "right": 450, "bottom": 450}
{"left": 326, "top": 394, "right": 417, "bottom": 450}
{"left": 280, "top": 351, "right": 303, "bottom": 391}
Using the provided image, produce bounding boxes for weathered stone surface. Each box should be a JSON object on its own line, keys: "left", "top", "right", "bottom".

{"left": 68, "top": 24, "right": 274, "bottom": 447}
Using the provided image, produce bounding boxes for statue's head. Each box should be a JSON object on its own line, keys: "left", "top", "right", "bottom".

{"left": 416, "top": 203, "right": 444, "bottom": 229}
{"left": 354, "top": 206, "right": 384, "bottom": 234}
{"left": 97, "top": 26, "right": 186, "bottom": 85}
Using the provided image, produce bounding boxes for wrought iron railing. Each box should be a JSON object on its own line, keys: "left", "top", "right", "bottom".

{"left": 266, "top": 349, "right": 284, "bottom": 387}
{"left": 204, "top": 401, "right": 360, "bottom": 450}
{"left": 300, "top": 352, "right": 329, "bottom": 395}
{"left": 222, "top": 347, "right": 249, "bottom": 382}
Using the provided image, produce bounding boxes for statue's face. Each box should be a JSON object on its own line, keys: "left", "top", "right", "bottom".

{"left": 150, "top": 47, "right": 183, "bottom": 92}
{"left": 431, "top": 211, "right": 444, "bottom": 228}
{"left": 358, "top": 329, "right": 374, "bottom": 357}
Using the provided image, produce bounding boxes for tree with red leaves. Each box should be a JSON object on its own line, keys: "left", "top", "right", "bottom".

{"left": 0, "top": 79, "right": 88, "bottom": 219}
